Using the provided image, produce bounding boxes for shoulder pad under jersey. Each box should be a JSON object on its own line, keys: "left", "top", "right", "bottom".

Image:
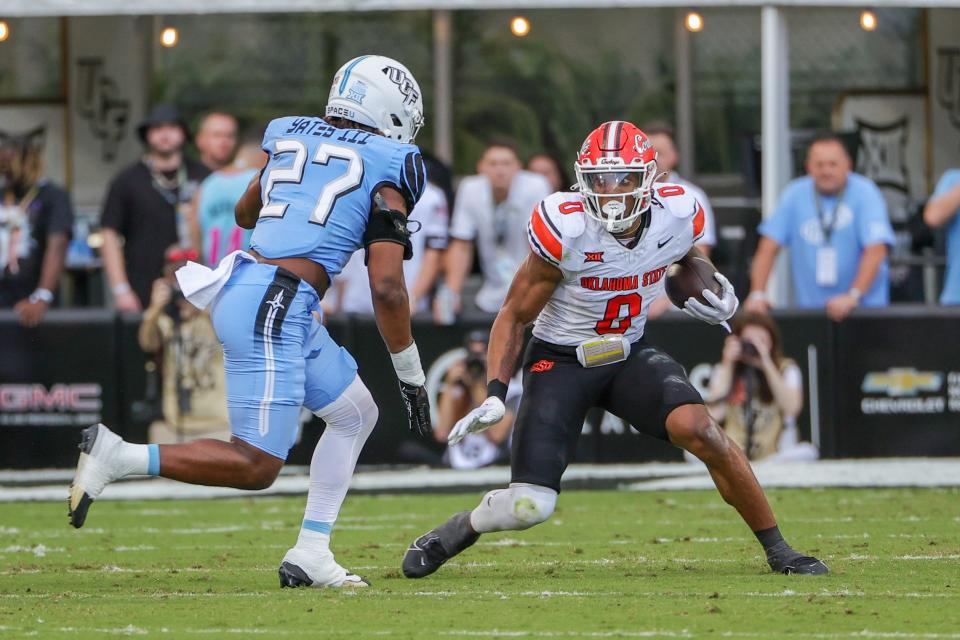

{"left": 527, "top": 192, "right": 587, "bottom": 267}
{"left": 653, "top": 183, "right": 706, "bottom": 243}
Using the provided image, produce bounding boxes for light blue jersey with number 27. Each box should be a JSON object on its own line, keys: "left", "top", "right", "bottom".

{"left": 250, "top": 116, "right": 427, "bottom": 278}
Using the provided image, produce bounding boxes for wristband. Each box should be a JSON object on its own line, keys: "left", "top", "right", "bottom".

{"left": 29, "top": 288, "right": 54, "bottom": 304}
{"left": 747, "top": 291, "right": 767, "bottom": 301}
{"left": 390, "top": 341, "right": 426, "bottom": 386}
{"left": 849, "top": 288, "right": 862, "bottom": 302}
{"left": 487, "top": 380, "right": 508, "bottom": 403}
{"left": 112, "top": 282, "right": 132, "bottom": 296}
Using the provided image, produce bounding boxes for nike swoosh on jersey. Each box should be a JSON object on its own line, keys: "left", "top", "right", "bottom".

{"left": 657, "top": 236, "right": 674, "bottom": 249}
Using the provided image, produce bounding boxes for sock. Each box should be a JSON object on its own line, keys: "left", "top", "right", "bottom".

{"left": 295, "top": 521, "right": 332, "bottom": 553}
{"left": 300, "top": 378, "right": 377, "bottom": 539}
{"left": 115, "top": 442, "right": 157, "bottom": 477}
{"left": 754, "top": 525, "right": 789, "bottom": 554}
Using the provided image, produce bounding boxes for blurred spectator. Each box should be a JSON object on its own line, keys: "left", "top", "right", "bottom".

{"left": 195, "top": 111, "right": 239, "bottom": 172}
{"left": 923, "top": 168, "right": 960, "bottom": 304}
{"left": 643, "top": 121, "right": 716, "bottom": 256}
{"left": 0, "top": 127, "right": 73, "bottom": 327}
{"left": 527, "top": 153, "right": 570, "bottom": 193}
{"left": 443, "top": 139, "right": 551, "bottom": 315}
{"left": 191, "top": 132, "right": 267, "bottom": 266}
{"left": 397, "top": 330, "right": 521, "bottom": 469}
{"left": 422, "top": 150, "right": 455, "bottom": 217}
{"left": 745, "top": 133, "right": 894, "bottom": 321}
{"left": 706, "top": 313, "right": 817, "bottom": 462}
{"left": 138, "top": 246, "right": 230, "bottom": 444}
{"left": 331, "top": 180, "right": 449, "bottom": 316}
{"left": 100, "top": 104, "right": 210, "bottom": 311}
{"left": 643, "top": 122, "right": 718, "bottom": 319}
{"left": 433, "top": 331, "right": 520, "bottom": 469}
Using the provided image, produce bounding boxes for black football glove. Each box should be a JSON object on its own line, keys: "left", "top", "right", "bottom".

{"left": 399, "top": 381, "right": 432, "bottom": 438}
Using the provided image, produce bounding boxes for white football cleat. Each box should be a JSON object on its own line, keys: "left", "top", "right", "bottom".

{"left": 278, "top": 547, "right": 369, "bottom": 589}
{"left": 68, "top": 423, "right": 128, "bottom": 528}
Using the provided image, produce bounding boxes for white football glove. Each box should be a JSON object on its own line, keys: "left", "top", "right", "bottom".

{"left": 448, "top": 396, "right": 506, "bottom": 446}
{"left": 682, "top": 272, "right": 739, "bottom": 328}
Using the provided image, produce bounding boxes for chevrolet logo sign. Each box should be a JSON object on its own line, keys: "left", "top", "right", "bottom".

{"left": 861, "top": 368, "right": 943, "bottom": 397}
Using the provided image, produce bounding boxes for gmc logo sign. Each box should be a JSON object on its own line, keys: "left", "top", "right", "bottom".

{"left": 0, "top": 384, "right": 103, "bottom": 412}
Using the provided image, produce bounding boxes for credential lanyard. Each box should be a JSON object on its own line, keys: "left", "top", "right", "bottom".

{"left": 813, "top": 188, "right": 844, "bottom": 245}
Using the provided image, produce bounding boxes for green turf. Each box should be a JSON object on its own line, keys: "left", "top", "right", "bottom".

{"left": 1, "top": 487, "right": 958, "bottom": 639}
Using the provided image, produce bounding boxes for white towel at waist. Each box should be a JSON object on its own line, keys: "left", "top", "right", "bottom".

{"left": 175, "top": 250, "right": 256, "bottom": 310}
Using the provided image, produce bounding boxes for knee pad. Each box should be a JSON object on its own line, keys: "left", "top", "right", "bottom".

{"left": 471, "top": 483, "right": 557, "bottom": 533}
{"left": 314, "top": 378, "right": 379, "bottom": 437}
{"left": 508, "top": 483, "right": 557, "bottom": 527}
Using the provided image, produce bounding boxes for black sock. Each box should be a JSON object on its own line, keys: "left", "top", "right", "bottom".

{"left": 754, "top": 525, "right": 787, "bottom": 553}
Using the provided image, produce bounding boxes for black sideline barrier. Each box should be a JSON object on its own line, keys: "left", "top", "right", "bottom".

{"left": 2, "top": 307, "right": 959, "bottom": 468}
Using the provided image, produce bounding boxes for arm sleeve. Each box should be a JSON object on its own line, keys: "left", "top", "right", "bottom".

{"left": 855, "top": 181, "right": 895, "bottom": 248}
{"left": 932, "top": 170, "right": 960, "bottom": 198}
{"left": 449, "top": 180, "right": 479, "bottom": 241}
{"left": 46, "top": 186, "right": 75, "bottom": 237}
{"left": 393, "top": 147, "right": 427, "bottom": 213}
{"left": 782, "top": 362, "right": 804, "bottom": 392}
{"left": 696, "top": 193, "right": 717, "bottom": 247}
{"left": 527, "top": 201, "right": 563, "bottom": 267}
{"left": 757, "top": 187, "right": 795, "bottom": 245}
{"left": 692, "top": 199, "right": 706, "bottom": 244}
{"left": 99, "top": 175, "right": 128, "bottom": 234}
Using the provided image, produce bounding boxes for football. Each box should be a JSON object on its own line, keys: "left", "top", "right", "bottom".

{"left": 664, "top": 254, "right": 723, "bottom": 308}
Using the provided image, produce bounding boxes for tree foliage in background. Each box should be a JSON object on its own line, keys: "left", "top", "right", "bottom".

{"left": 153, "top": 12, "right": 433, "bottom": 146}
{"left": 451, "top": 11, "right": 675, "bottom": 175}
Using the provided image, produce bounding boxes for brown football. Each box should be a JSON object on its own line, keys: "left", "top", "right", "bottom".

{"left": 664, "top": 255, "right": 723, "bottom": 308}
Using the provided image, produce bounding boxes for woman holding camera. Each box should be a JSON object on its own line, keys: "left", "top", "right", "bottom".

{"left": 706, "top": 313, "right": 807, "bottom": 461}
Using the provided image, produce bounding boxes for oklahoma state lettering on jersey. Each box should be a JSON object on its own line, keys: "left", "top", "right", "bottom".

{"left": 527, "top": 184, "right": 705, "bottom": 346}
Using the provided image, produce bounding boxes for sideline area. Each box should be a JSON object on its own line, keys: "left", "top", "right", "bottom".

{"left": 2, "top": 458, "right": 959, "bottom": 502}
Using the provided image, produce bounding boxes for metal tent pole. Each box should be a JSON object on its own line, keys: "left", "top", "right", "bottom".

{"left": 675, "top": 9, "right": 695, "bottom": 178}
{"left": 433, "top": 9, "right": 453, "bottom": 165}
{"left": 761, "top": 5, "right": 792, "bottom": 305}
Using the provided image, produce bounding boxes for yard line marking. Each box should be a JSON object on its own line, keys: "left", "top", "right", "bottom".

{"left": 2, "top": 626, "right": 960, "bottom": 639}
{"left": 1, "top": 590, "right": 956, "bottom": 601}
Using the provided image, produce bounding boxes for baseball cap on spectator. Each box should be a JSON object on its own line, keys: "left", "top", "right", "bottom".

{"left": 137, "top": 104, "right": 190, "bottom": 144}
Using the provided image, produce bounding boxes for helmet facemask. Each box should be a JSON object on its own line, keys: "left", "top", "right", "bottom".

{"left": 575, "top": 160, "right": 656, "bottom": 234}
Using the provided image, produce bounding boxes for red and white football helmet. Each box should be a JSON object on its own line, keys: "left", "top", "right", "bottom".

{"left": 574, "top": 121, "right": 657, "bottom": 234}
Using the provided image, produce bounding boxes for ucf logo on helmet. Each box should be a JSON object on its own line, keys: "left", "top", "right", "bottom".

{"left": 382, "top": 66, "right": 420, "bottom": 106}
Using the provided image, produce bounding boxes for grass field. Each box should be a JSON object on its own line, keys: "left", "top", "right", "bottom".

{"left": 1, "top": 487, "right": 958, "bottom": 639}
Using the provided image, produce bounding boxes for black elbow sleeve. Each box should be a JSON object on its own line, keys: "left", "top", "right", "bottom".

{"left": 363, "top": 208, "right": 414, "bottom": 265}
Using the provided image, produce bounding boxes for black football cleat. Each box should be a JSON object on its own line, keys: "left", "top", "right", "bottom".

{"left": 767, "top": 546, "right": 830, "bottom": 575}
{"left": 279, "top": 561, "right": 313, "bottom": 588}
{"left": 402, "top": 511, "right": 480, "bottom": 579}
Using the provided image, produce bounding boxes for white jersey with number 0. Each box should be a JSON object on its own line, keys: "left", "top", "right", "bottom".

{"left": 527, "top": 184, "right": 706, "bottom": 346}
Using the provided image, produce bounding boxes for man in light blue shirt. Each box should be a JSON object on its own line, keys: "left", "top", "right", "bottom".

{"left": 745, "top": 134, "right": 895, "bottom": 321}
{"left": 923, "top": 169, "right": 960, "bottom": 304}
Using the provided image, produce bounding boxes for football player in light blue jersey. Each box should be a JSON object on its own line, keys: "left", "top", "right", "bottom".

{"left": 68, "top": 56, "right": 432, "bottom": 589}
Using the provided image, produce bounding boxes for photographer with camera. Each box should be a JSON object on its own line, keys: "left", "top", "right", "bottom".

{"left": 433, "top": 330, "right": 520, "bottom": 469}
{"left": 706, "top": 313, "right": 816, "bottom": 461}
{"left": 138, "top": 246, "right": 230, "bottom": 444}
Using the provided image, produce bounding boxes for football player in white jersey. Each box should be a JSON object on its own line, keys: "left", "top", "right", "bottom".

{"left": 403, "top": 121, "right": 827, "bottom": 577}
